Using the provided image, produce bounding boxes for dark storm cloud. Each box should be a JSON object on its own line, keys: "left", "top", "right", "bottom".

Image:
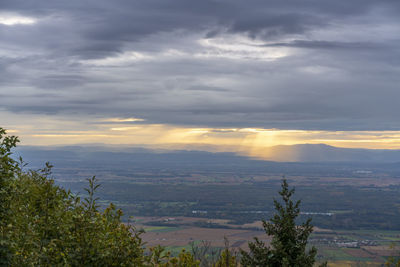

{"left": 1, "top": 0, "right": 400, "bottom": 130}
{"left": 185, "top": 86, "right": 230, "bottom": 92}
{"left": 0, "top": 0, "right": 391, "bottom": 58}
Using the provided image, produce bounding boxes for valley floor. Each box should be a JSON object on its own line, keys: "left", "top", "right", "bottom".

{"left": 133, "top": 216, "right": 400, "bottom": 266}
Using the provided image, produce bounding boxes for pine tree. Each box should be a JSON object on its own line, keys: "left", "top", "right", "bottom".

{"left": 241, "top": 179, "right": 327, "bottom": 267}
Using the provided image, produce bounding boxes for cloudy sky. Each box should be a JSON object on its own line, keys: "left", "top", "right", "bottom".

{"left": 1, "top": 0, "right": 400, "bottom": 156}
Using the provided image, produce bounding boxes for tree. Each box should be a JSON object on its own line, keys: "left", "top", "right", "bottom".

{"left": 0, "top": 128, "right": 20, "bottom": 266}
{"left": 241, "top": 179, "right": 326, "bottom": 267}
{"left": 215, "top": 237, "right": 238, "bottom": 267}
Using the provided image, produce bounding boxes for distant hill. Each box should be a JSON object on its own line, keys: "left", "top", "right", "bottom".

{"left": 14, "top": 144, "right": 400, "bottom": 166}
{"left": 14, "top": 145, "right": 259, "bottom": 170}
{"left": 262, "top": 144, "right": 400, "bottom": 162}
{"left": 11, "top": 144, "right": 400, "bottom": 179}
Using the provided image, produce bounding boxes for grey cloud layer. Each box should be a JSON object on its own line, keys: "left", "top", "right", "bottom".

{"left": 1, "top": 0, "right": 400, "bottom": 130}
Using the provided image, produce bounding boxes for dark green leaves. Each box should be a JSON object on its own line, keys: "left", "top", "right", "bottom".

{"left": 241, "top": 179, "right": 326, "bottom": 267}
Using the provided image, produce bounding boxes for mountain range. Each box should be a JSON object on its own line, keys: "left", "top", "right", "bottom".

{"left": 14, "top": 143, "right": 400, "bottom": 166}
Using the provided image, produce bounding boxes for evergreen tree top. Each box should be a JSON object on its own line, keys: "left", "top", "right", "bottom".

{"left": 241, "top": 179, "right": 326, "bottom": 267}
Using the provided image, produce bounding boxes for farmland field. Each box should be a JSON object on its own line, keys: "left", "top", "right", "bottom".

{"left": 131, "top": 216, "right": 400, "bottom": 266}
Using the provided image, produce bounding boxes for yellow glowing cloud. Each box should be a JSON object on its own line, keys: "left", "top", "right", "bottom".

{"left": 103, "top": 117, "right": 145, "bottom": 123}
{"left": 3, "top": 111, "right": 400, "bottom": 160}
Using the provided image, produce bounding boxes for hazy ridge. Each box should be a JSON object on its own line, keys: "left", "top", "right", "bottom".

{"left": 16, "top": 143, "right": 400, "bottom": 165}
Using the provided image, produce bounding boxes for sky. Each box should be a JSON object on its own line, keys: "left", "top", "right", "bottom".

{"left": 1, "top": 0, "right": 400, "bottom": 157}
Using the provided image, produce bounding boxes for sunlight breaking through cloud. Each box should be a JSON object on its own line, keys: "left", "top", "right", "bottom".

{"left": 197, "top": 35, "right": 290, "bottom": 61}
{"left": 0, "top": 13, "right": 36, "bottom": 25}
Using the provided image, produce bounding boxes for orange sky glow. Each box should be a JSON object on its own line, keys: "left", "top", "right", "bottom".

{"left": 4, "top": 111, "right": 400, "bottom": 160}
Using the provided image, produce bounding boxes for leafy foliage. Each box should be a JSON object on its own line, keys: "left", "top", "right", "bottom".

{"left": 0, "top": 128, "right": 20, "bottom": 265}
{"left": 214, "top": 238, "right": 238, "bottom": 267}
{"left": 6, "top": 168, "right": 146, "bottom": 265}
{"left": 241, "top": 179, "right": 326, "bottom": 267}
